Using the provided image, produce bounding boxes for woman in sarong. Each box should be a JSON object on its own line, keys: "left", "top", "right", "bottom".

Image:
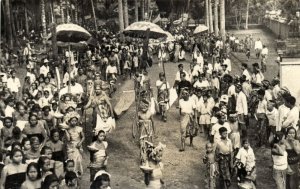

{"left": 84, "top": 84, "right": 113, "bottom": 131}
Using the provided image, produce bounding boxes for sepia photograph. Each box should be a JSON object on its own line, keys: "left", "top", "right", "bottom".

{"left": 1, "top": 0, "right": 300, "bottom": 188}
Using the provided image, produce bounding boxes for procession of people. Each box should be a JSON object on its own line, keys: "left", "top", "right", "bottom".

{"left": 0, "top": 18, "right": 299, "bottom": 189}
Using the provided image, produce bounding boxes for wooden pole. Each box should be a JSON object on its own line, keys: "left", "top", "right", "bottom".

{"left": 68, "top": 45, "right": 71, "bottom": 93}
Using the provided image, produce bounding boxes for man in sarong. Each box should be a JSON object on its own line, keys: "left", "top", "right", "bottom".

{"left": 179, "top": 90, "right": 197, "bottom": 152}
{"left": 215, "top": 127, "right": 233, "bottom": 189}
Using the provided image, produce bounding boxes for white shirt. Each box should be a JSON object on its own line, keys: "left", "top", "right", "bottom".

{"left": 266, "top": 108, "right": 279, "bottom": 127}
{"left": 26, "top": 72, "right": 36, "bottom": 84}
{"left": 179, "top": 98, "right": 196, "bottom": 114}
{"left": 106, "top": 65, "right": 118, "bottom": 74}
{"left": 273, "top": 85, "right": 281, "bottom": 99}
{"left": 236, "top": 147, "right": 256, "bottom": 170}
{"left": 175, "top": 70, "right": 189, "bottom": 82}
{"left": 214, "top": 63, "right": 222, "bottom": 72}
{"left": 252, "top": 72, "right": 264, "bottom": 84}
{"left": 196, "top": 55, "right": 204, "bottom": 66}
{"left": 264, "top": 90, "right": 273, "bottom": 101}
{"left": 282, "top": 106, "right": 299, "bottom": 130}
{"left": 261, "top": 47, "right": 268, "bottom": 56}
{"left": 227, "top": 85, "right": 236, "bottom": 97}
{"left": 277, "top": 104, "right": 290, "bottom": 131}
{"left": 254, "top": 40, "right": 263, "bottom": 50}
{"left": 191, "top": 94, "right": 204, "bottom": 108}
{"left": 191, "top": 64, "right": 202, "bottom": 76}
{"left": 39, "top": 65, "right": 50, "bottom": 76}
{"left": 223, "top": 58, "right": 232, "bottom": 72}
{"left": 211, "top": 122, "right": 231, "bottom": 143}
{"left": 211, "top": 77, "right": 220, "bottom": 90}
{"left": 179, "top": 50, "right": 185, "bottom": 60}
{"left": 193, "top": 80, "right": 210, "bottom": 88}
{"left": 236, "top": 91, "right": 248, "bottom": 115}
{"left": 7, "top": 77, "right": 21, "bottom": 93}
{"left": 156, "top": 80, "right": 170, "bottom": 90}
{"left": 206, "top": 63, "right": 213, "bottom": 75}
{"left": 4, "top": 106, "right": 15, "bottom": 117}
{"left": 242, "top": 69, "right": 251, "bottom": 82}
{"left": 256, "top": 99, "right": 267, "bottom": 114}
{"left": 272, "top": 151, "right": 288, "bottom": 170}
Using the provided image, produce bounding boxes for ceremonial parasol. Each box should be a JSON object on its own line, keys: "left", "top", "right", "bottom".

{"left": 56, "top": 23, "right": 91, "bottom": 42}
{"left": 193, "top": 24, "right": 209, "bottom": 35}
{"left": 123, "top": 21, "right": 167, "bottom": 39}
{"left": 54, "top": 23, "right": 91, "bottom": 92}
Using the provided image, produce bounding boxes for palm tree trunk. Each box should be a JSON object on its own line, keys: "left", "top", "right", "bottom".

{"left": 205, "top": 0, "right": 209, "bottom": 27}
{"left": 124, "top": 0, "right": 129, "bottom": 27}
{"left": 91, "top": 0, "right": 97, "bottom": 31}
{"left": 60, "top": 0, "right": 64, "bottom": 23}
{"left": 245, "top": 0, "right": 249, "bottom": 29}
{"left": 214, "top": 0, "right": 219, "bottom": 36}
{"left": 10, "top": 2, "right": 19, "bottom": 46}
{"left": 141, "top": 0, "right": 145, "bottom": 21}
{"left": 147, "top": 0, "right": 150, "bottom": 18}
{"left": 41, "top": 0, "right": 47, "bottom": 37}
{"left": 219, "top": 0, "right": 225, "bottom": 40}
{"left": 118, "top": 0, "right": 124, "bottom": 31}
{"left": 208, "top": 0, "right": 214, "bottom": 33}
{"left": 5, "top": 0, "right": 13, "bottom": 48}
{"left": 135, "top": 0, "right": 138, "bottom": 22}
{"left": 75, "top": 0, "right": 78, "bottom": 23}
{"left": 51, "top": 23, "right": 58, "bottom": 61}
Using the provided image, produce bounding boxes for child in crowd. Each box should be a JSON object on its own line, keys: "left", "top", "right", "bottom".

{"left": 88, "top": 130, "right": 108, "bottom": 181}
{"left": 22, "top": 138, "right": 31, "bottom": 156}
{"left": 1, "top": 117, "right": 14, "bottom": 150}
{"left": 203, "top": 142, "right": 218, "bottom": 189}
{"left": 61, "top": 171, "right": 79, "bottom": 189}
{"left": 266, "top": 100, "right": 278, "bottom": 143}
{"left": 25, "top": 136, "right": 41, "bottom": 163}
{"left": 228, "top": 113, "right": 240, "bottom": 156}
{"left": 256, "top": 89, "right": 268, "bottom": 147}
{"left": 64, "top": 112, "right": 85, "bottom": 176}
{"left": 46, "top": 129, "right": 65, "bottom": 163}
{"left": 235, "top": 139, "right": 256, "bottom": 183}
{"left": 199, "top": 93, "right": 213, "bottom": 139}
{"left": 20, "top": 162, "right": 42, "bottom": 189}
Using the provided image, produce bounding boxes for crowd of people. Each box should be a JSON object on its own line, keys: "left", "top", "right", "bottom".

{"left": 0, "top": 22, "right": 299, "bottom": 189}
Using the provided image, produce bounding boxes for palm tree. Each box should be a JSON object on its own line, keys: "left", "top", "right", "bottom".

{"left": 74, "top": 0, "right": 78, "bottom": 23}
{"left": 141, "top": 0, "right": 145, "bottom": 20}
{"left": 219, "top": 0, "right": 225, "bottom": 40}
{"left": 214, "top": 0, "right": 219, "bottom": 36}
{"left": 41, "top": 0, "right": 47, "bottom": 37}
{"left": 5, "top": 0, "right": 13, "bottom": 48}
{"left": 135, "top": 0, "right": 138, "bottom": 22}
{"left": 24, "top": 3, "right": 29, "bottom": 35}
{"left": 245, "top": 0, "right": 249, "bottom": 29}
{"left": 124, "top": 0, "right": 129, "bottom": 27}
{"left": 118, "top": 0, "right": 124, "bottom": 31}
{"left": 60, "top": 0, "right": 64, "bottom": 23}
{"left": 205, "top": 0, "right": 209, "bottom": 27}
{"left": 91, "top": 0, "right": 97, "bottom": 31}
{"left": 208, "top": 0, "right": 214, "bottom": 33}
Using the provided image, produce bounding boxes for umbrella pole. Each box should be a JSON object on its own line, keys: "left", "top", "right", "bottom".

{"left": 68, "top": 44, "right": 71, "bottom": 93}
